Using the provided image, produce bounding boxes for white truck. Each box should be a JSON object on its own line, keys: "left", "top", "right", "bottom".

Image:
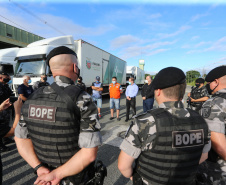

{"left": 13, "top": 35, "right": 127, "bottom": 95}
{"left": 0, "top": 47, "right": 20, "bottom": 90}
{"left": 126, "top": 66, "right": 145, "bottom": 88}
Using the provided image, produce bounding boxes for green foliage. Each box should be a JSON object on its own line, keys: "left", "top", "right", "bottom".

{"left": 186, "top": 70, "right": 201, "bottom": 83}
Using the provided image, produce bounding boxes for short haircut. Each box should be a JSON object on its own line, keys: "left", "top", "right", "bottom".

{"left": 162, "top": 82, "right": 186, "bottom": 100}
{"left": 23, "top": 75, "right": 30, "bottom": 80}
{"left": 130, "top": 77, "right": 135, "bottom": 82}
{"left": 112, "top": 76, "right": 117, "bottom": 80}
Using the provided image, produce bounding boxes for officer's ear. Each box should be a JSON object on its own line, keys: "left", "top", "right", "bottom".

{"left": 73, "top": 63, "right": 77, "bottom": 73}
{"left": 155, "top": 89, "right": 161, "bottom": 97}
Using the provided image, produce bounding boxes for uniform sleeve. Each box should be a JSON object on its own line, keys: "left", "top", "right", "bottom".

{"left": 202, "top": 88, "right": 210, "bottom": 98}
{"left": 76, "top": 92, "right": 102, "bottom": 148}
{"left": 32, "top": 82, "right": 39, "bottom": 91}
{"left": 202, "top": 140, "right": 211, "bottom": 153}
{"left": 120, "top": 114, "right": 157, "bottom": 158}
{"left": 14, "top": 115, "right": 29, "bottom": 139}
{"left": 204, "top": 100, "right": 226, "bottom": 134}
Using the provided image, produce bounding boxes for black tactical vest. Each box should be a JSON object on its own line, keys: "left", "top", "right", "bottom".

{"left": 22, "top": 84, "right": 82, "bottom": 167}
{"left": 37, "top": 81, "right": 49, "bottom": 88}
{"left": 191, "top": 86, "right": 203, "bottom": 100}
{"left": 136, "top": 108, "right": 209, "bottom": 185}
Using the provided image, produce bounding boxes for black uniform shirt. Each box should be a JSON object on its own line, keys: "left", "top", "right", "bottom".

{"left": 141, "top": 83, "right": 154, "bottom": 99}
{"left": 0, "top": 82, "right": 13, "bottom": 104}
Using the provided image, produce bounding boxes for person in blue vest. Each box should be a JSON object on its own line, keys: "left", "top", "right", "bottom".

{"left": 91, "top": 76, "right": 103, "bottom": 119}
{"left": 118, "top": 67, "right": 210, "bottom": 185}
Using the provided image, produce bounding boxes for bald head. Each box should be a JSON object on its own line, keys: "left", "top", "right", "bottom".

{"left": 49, "top": 54, "right": 78, "bottom": 81}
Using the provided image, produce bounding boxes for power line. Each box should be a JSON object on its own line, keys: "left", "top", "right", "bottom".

{"left": 0, "top": 14, "right": 32, "bottom": 32}
{"left": 9, "top": 0, "right": 67, "bottom": 36}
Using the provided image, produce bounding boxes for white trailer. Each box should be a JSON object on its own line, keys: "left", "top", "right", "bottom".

{"left": 126, "top": 66, "right": 145, "bottom": 88}
{"left": 0, "top": 47, "right": 20, "bottom": 90}
{"left": 13, "top": 35, "right": 127, "bottom": 95}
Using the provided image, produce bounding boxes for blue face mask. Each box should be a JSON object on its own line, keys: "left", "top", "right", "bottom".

{"left": 128, "top": 82, "right": 131, "bottom": 85}
{"left": 7, "top": 80, "right": 12, "bottom": 84}
{"left": 112, "top": 81, "right": 116, "bottom": 84}
{"left": 96, "top": 81, "right": 99, "bottom": 83}
{"left": 28, "top": 80, "right": 32, "bottom": 84}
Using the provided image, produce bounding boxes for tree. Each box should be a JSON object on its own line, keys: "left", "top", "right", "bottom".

{"left": 186, "top": 70, "right": 201, "bottom": 83}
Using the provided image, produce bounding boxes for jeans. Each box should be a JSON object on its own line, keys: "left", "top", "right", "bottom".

{"left": 143, "top": 98, "right": 154, "bottom": 112}
{"left": 110, "top": 98, "right": 120, "bottom": 110}
{"left": 92, "top": 97, "right": 102, "bottom": 108}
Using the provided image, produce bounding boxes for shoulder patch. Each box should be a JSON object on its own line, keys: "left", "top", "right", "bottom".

{"left": 172, "top": 129, "right": 204, "bottom": 148}
{"left": 202, "top": 107, "right": 211, "bottom": 118}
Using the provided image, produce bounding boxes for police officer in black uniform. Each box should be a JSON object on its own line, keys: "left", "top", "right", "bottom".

{"left": 32, "top": 74, "right": 50, "bottom": 91}
{"left": 76, "top": 76, "right": 87, "bottom": 92}
{"left": 187, "top": 78, "right": 209, "bottom": 112}
{"left": 118, "top": 67, "right": 210, "bottom": 185}
{"left": 15, "top": 46, "right": 102, "bottom": 185}
{"left": 0, "top": 97, "right": 22, "bottom": 185}
{"left": 0, "top": 72, "right": 14, "bottom": 152}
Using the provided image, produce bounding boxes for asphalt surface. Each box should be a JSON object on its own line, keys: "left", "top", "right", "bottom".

{"left": 1, "top": 86, "right": 191, "bottom": 185}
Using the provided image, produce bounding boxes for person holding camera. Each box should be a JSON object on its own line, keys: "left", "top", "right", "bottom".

{"left": 0, "top": 72, "right": 14, "bottom": 152}
{"left": 0, "top": 97, "right": 22, "bottom": 185}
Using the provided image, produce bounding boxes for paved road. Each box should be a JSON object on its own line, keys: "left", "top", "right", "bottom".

{"left": 1, "top": 87, "right": 191, "bottom": 185}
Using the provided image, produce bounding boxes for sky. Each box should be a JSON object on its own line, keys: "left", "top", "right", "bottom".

{"left": 0, "top": 0, "right": 226, "bottom": 75}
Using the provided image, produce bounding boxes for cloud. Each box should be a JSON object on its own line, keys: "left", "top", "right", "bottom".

{"left": 119, "top": 40, "right": 175, "bottom": 59}
{"left": 147, "top": 48, "right": 169, "bottom": 56}
{"left": 204, "top": 36, "right": 226, "bottom": 52}
{"left": 191, "top": 36, "right": 200, "bottom": 41}
{"left": 147, "top": 13, "right": 162, "bottom": 19}
{"left": 158, "top": 25, "right": 191, "bottom": 39}
{"left": 110, "top": 35, "right": 141, "bottom": 49}
{"left": 0, "top": 5, "right": 115, "bottom": 39}
{"left": 186, "top": 36, "right": 226, "bottom": 54}
{"left": 194, "top": 41, "right": 211, "bottom": 48}
{"left": 190, "top": 13, "right": 208, "bottom": 22}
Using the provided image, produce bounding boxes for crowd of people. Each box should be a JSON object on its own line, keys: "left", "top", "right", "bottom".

{"left": 0, "top": 45, "right": 225, "bottom": 185}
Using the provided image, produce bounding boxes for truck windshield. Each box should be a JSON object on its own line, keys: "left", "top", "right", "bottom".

{"left": 15, "top": 59, "right": 45, "bottom": 77}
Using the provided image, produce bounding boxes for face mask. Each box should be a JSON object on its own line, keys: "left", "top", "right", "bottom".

{"left": 128, "top": 82, "right": 131, "bottom": 85}
{"left": 206, "top": 82, "right": 218, "bottom": 95}
{"left": 43, "top": 77, "right": 47, "bottom": 81}
{"left": 112, "top": 81, "right": 116, "bottom": 84}
{"left": 7, "top": 80, "right": 12, "bottom": 84}
{"left": 195, "top": 83, "right": 200, "bottom": 88}
{"left": 96, "top": 81, "right": 99, "bottom": 83}
{"left": 78, "top": 80, "right": 81, "bottom": 83}
{"left": 28, "top": 80, "right": 32, "bottom": 84}
{"left": 145, "top": 80, "right": 148, "bottom": 83}
{"left": 3, "top": 78, "right": 10, "bottom": 83}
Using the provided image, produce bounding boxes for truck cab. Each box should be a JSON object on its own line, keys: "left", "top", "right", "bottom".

{"left": 13, "top": 36, "right": 75, "bottom": 96}
{"left": 0, "top": 47, "right": 20, "bottom": 90}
